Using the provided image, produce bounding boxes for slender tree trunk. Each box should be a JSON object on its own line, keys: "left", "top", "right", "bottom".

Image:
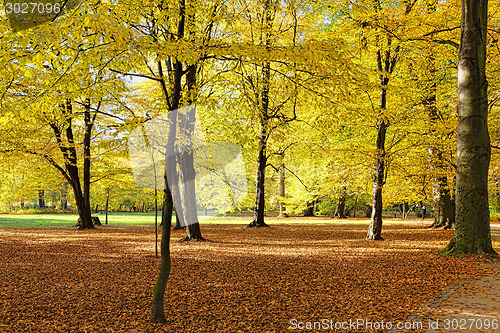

{"left": 60, "top": 182, "right": 68, "bottom": 211}
{"left": 105, "top": 187, "right": 109, "bottom": 224}
{"left": 277, "top": 157, "right": 287, "bottom": 218}
{"left": 178, "top": 68, "right": 205, "bottom": 241}
{"left": 366, "top": 117, "right": 387, "bottom": 240}
{"left": 248, "top": 125, "right": 269, "bottom": 227}
{"left": 366, "top": 73, "right": 389, "bottom": 240}
{"left": 150, "top": 42, "right": 186, "bottom": 316}
{"left": 353, "top": 194, "right": 358, "bottom": 218}
{"left": 179, "top": 147, "right": 205, "bottom": 240}
{"left": 150, "top": 181, "right": 173, "bottom": 323}
{"left": 365, "top": 0, "right": 401, "bottom": 241}
{"left": 422, "top": 0, "right": 455, "bottom": 230}
{"left": 335, "top": 186, "right": 347, "bottom": 218}
{"left": 38, "top": 189, "right": 45, "bottom": 208}
{"left": 430, "top": 175, "right": 455, "bottom": 229}
{"left": 82, "top": 100, "right": 96, "bottom": 229}
{"left": 248, "top": 0, "right": 273, "bottom": 228}
{"left": 155, "top": 189, "right": 158, "bottom": 258}
{"left": 442, "top": 0, "right": 497, "bottom": 258}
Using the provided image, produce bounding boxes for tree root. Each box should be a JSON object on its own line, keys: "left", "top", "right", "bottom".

{"left": 247, "top": 220, "right": 270, "bottom": 228}
{"left": 365, "top": 235, "right": 384, "bottom": 241}
{"left": 440, "top": 239, "right": 499, "bottom": 259}
{"left": 177, "top": 236, "right": 207, "bottom": 242}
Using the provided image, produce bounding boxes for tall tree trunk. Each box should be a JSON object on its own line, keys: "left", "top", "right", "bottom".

{"left": 423, "top": 0, "right": 455, "bottom": 230}
{"left": 430, "top": 175, "right": 455, "bottom": 229}
{"left": 277, "top": 158, "right": 287, "bottom": 218}
{"left": 179, "top": 67, "right": 205, "bottom": 240}
{"left": 150, "top": 180, "right": 173, "bottom": 323}
{"left": 365, "top": 0, "right": 402, "bottom": 241}
{"left": 248, "top": 123, "right": 269, "bottom": 227}
{"left": 105, "top": 187, "right": 109, "bottom": 225}
{"left": 60, "top": 182, "right": 68, "bottom": 211}
{"left": 82, "top": 99, "right": 95, "bottom": 228}
{"left": 353, "top": 194, "right": 358, "bottom": 218}
{"left": 179, "top": 130, "right": 205, "bottom": 240}
{"left": 248, "top": 0, "right": 273, "bottom": 228}
{"left": 366, "top": 118, "right": 387, "bottom": 240}
{"left": 150, "top": 44, "right": 184, "bottom": 317}
{"left": 442, "top": 0, "right": 497, "bottom": 258}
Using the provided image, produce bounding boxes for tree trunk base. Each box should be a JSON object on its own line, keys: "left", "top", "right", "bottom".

{"left": 177, "top": 236, "right": 206, "bottom": 242}
{"left": 277, "top": 213, "right": 288, "bottom": 218}
{"left": 366, "top": 234, "right": 384, "bottom": 241}
{"left": 440, "top": 238, "right": 499, "bottom": 259}
{"left": 149, "top": 310, "right": 167, "bottom": 323}
{"left": 77, "top": 224, "right": 95, "bottom": 230}
{"left": 247, "top": 220, "right": 269, "bottom": 228}
{"left": 247, "top": 220, "right": 270, "bottom": 228}
{"left": 428, "top": 220, "right": 454, "bottom": 230}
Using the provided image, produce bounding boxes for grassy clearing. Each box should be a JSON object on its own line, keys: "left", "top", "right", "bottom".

{"left": 0, "top": 212, "right": 434, "bottom": 228}
{"left": 0, "top": 213, "right": 154, "bottom": 228}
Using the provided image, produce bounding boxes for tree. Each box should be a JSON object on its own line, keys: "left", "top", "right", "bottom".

{"left": 0, "top": 2, "right": 130, "bottom": 228}
{"left": 441, "top": 0, "right": 498, "bottom": 258}
{"left": 363, "top": 0, "right": 401, "bottom": 240}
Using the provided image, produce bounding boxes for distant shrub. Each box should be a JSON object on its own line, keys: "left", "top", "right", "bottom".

{"left": 12, "top": 207, "right": 59, "bottom": 214}
{"left": 316, "top": 199, "right": 337, "bottom": 216}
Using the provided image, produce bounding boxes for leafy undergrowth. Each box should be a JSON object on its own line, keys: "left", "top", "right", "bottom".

{"left": 0, "top": 221, "right": 498, "bottom": 332}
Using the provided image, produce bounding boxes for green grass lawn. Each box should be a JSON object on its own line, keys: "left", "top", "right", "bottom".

{"left": 0, "top": 211, "right": 424, "bottom": 228}
{"left": 0, "top": 212, "right": 156, "bottom": 228}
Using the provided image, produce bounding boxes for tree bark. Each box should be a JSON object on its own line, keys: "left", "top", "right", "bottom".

{"left": 178, "top": 68, "right": 205, "bottom": 241}
{"left": 353, "top": 194, "right": 358, "bottom": 218}
{"left": 105, "top": 187, "right": 109, "bottom": 224}
{"left": 365, "top": 0, "right": 402, "bottom": 241}
{"left": 277, "top": 157, "right": 287, "bottom": 218}
{"left": 248, "top": 124, "right": 269, "bottom": 227}
{"left": 248, "top": 0, "right": 274, "bottom": 228}
{"left": 303, "top": 200, "right": 315, "bottom": 217}
{"left": 442, "top": 0, "right": 497, "bottom": 258}
{"left": 38, "top": 189, "right": 45, "bottom": 208}
{"left": 60, "top": 182, "right": 68, "bottom": 211}
{"left": 82, "top": 99, "right": 95, "bottom": 229}
{"left": 429, "top": 176, "right": 455, "bottom": 229}
{"left": 150, "top": 180, "right": 173, "bottom": 323}
{"left": 49, "top": 99, "right": 94, "bottom": 229}
{"left": 366, "top": 118, "right": 387, "bottom": 240}
{"left": 334, "top": 186, "right": 347, "bottom": 218}
{"left": 422, "top": 0, "right": 455, "bottom": 230}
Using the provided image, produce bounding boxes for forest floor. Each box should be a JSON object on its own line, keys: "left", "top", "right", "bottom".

{"left": 0, "top": 219, "right": 499, "bottom": 333}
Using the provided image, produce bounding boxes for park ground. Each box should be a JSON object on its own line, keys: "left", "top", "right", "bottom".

{"left": 0, "top": 215, "right": 499, "bottom": 332}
